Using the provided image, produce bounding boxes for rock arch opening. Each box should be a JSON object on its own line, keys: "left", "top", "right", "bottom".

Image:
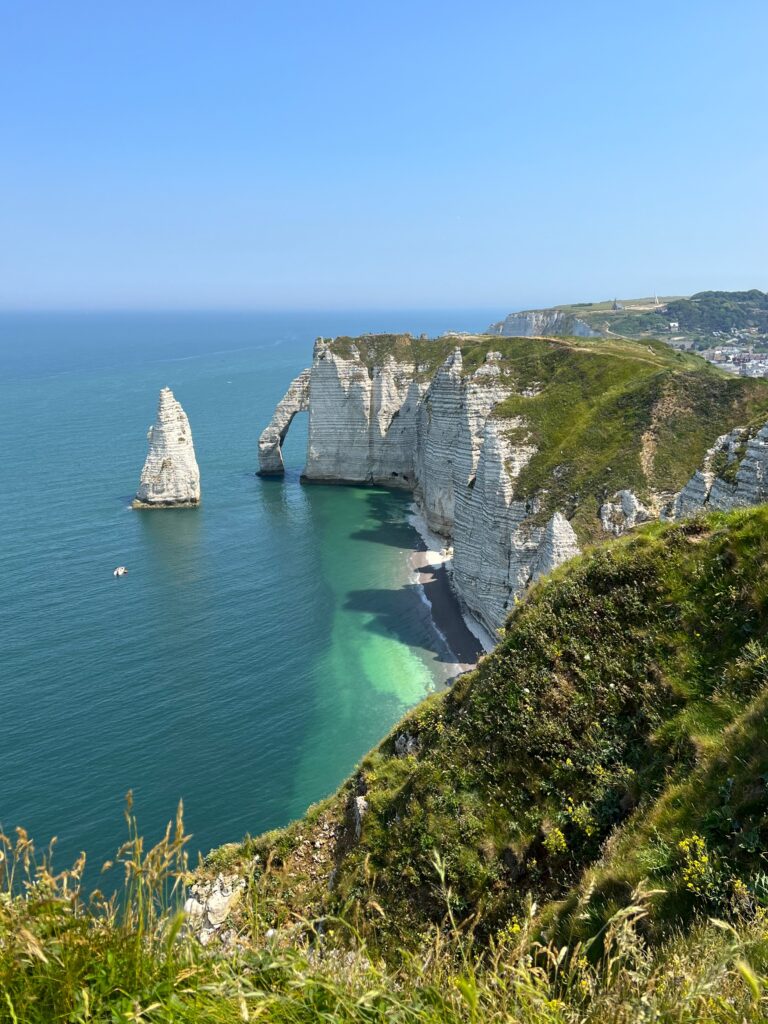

{"left": 257, "top": 368, "right": 311, "bottom": 476}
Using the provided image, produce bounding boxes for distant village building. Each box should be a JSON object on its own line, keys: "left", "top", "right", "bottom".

{"left": 668, "top": 321, "right": 679, "bottom": 331}
{"left": 612, "top": 299, "right": 624, "bottom": 311}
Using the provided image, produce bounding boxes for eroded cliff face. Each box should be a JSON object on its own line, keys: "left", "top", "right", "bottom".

{"left": 670, "top": 424, "right": 768, "bottom": 518}
{"left": 133, "top": 387, "right": 200, "bottom": 508}
{"left": 595, "top": 419, "right": 768, "bottom": 530}
{"left": 258, "top": 342, "right": 579, "bottom": 636}
{"left": 488, "top": 310, "right": 599, "bottom": 338}
{"left": 303, "top": 343, "right": 425, "bottom": 487}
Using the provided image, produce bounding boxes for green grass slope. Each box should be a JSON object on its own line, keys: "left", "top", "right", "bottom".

{"left": 237, "top": 508, "right": 768, "bottom": 959}
{"left": 5, "top": 806, "right": 768, "bottom": 1022}
{"left": 486, "top": 337, "right": 768, "bottom": 537}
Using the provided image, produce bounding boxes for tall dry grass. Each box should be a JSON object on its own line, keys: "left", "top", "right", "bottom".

{"left": 1, "top": 801, "right": 766, "bottom": 1022}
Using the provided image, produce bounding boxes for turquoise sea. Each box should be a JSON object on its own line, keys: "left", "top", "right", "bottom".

{"left": 0, "top": 310, "right": 495, "bottom": 873}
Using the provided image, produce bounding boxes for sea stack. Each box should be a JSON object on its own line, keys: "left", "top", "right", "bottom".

{"left": 132, "top": 387, "right": 201, "bottom": 508}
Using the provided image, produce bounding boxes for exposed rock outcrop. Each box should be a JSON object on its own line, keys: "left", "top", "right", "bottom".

{"left": 600, "top": 490, "right": 653, "bottom": 535}
{"left": 531, "top": 512, "right": 581, "bottom": 581}
{"left": 394, "top": 731, "right": 420, "bottom": 757}
{"left": 184, "top": 872, "right": 245, "bottom": 946}
{"left": 349, "top": 796, "right": 368, "bottom": 842}
{"left": 671, "top": 425, "right": 768, "bottom": 518}
{"left": 488, "top": 310, "right": 599, "bottom": 338}
{"left": 133, "top": 387, "right": 200, "bottom": 508}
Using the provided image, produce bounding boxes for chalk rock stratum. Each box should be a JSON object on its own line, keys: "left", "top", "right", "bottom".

{"left": 258, "top": 369, "right": 311, "bottom": 475}
{"left": 133, "top": 387, "right": 201, "bottom": 508}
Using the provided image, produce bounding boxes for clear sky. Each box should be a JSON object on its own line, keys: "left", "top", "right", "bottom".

{"left": 1, "top": 0, "right": 766, "bottom": 310}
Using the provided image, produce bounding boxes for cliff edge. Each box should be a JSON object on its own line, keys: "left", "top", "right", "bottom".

{"left": 259, "top": 333, "right": 768, "bottom": 636}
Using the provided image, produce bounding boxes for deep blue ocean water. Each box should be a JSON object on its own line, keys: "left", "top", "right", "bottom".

{"left": 0, "top": 310, "right": 496, "bottom": 875}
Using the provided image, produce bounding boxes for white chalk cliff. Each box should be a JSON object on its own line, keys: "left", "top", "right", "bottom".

{"left": 488, "top": 310, "right": 599, "bottom": 338}
{"left": 133, "top": 387, "right": 201, "bottom": 508}
{"left": 258, "top": 342, "right": 579, "bottom": 635}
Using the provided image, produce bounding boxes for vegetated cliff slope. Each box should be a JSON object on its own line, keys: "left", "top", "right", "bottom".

{"left": 665, "top": 289, "right": 768, "bottom": 335}
{"left": 8, "top": 514, "right": 768, "bottom": 1022}
{"left": 260, "top": 332, "right": 768, "bottom": 634}
{"left": 225, "top": 507, "right": 768, "bottom": 955}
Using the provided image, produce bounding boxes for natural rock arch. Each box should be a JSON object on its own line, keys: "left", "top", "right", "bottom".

{"left": 257, "top": 369, "right": 311, "bottom": 475}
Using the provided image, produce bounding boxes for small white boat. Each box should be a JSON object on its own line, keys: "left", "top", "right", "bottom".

{"left": 113, "top": 566, "right": 128, "bottom": 577}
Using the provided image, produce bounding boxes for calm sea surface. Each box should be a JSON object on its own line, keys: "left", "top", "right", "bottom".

{"left": 0, "top": 310, "right": 496, "bottom": 874}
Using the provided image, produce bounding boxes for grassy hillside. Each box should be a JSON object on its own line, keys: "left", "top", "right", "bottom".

{"left": 485, "top": 337, "right": 768, "bottom": 537}
{"left": 7, "top": 510, "right": 768, "bottom": 1020}
{"left": 223, "top": 508, "right": 768, "bottom": 958}
{"left": 664, "top": 290, "right": 768, "bottom": 335}
{"left": 327, "top": 333, "right": 768, "bottom": 540}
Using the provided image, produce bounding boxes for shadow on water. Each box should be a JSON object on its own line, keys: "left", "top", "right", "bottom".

{"left": 255, "top": 473, "right": 323, "bottom": 559}
{"left": 136, "top": 506, "right": 204, "bottom": 581}
{"left": 344, "top": 575, "right": 482, "bottom": 666}
{"left": 350, "top": 489, "right": 422, "bottom": 549}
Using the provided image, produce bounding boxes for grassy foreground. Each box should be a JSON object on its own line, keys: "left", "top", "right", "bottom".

{"left": 3, "top": 803, "right": 768, "bottom": 1021}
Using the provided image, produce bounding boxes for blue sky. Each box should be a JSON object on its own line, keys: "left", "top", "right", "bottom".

{"left": 1, "top": 0, "right": 766, "bottom": 310}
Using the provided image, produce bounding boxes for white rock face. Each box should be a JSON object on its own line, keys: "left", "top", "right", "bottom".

{"left": 488, "top": 310, "right": 599, "bottom": 338}
{"left": 671, "top": 424, "right": 768, "bottom": 518}
{"left": 261, "top": 338, "right": 768, "bottom": 635}
{"left": 350, "top": 795, "right": 368, "bottom": 841}
{"left": 259, "top": 343, "right": 582, "bottom": 634}
{"left": 184, "top": 872, "right": 245, "bottom": 946}
{"left": 133, "top": 388, "right": 200, "bottom": 508}
{"left": 304, "top": 342, "right": 426, "bottom": 487}
{"left": 531, "top": 512, "right": 582, "bottom": 583}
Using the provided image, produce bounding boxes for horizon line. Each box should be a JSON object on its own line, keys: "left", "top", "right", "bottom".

{"left": 0, "top": 304, "right": 514, "bottom": 315}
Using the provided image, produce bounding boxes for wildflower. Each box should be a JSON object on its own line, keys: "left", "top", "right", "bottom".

{"left": 544, "top": 827, "right": 567, "bottom": 856}
{"left": 678, "top": 834, "right": 714, "bottom": 896}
